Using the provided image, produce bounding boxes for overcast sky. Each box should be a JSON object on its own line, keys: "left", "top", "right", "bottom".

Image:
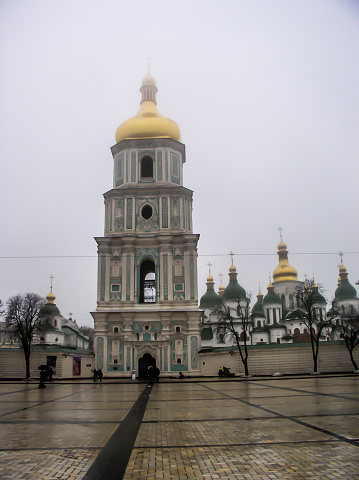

{"left": 1, "top": 0, "right": 358, "bottom": 327}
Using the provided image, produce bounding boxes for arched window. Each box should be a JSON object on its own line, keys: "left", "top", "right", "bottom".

{"left": 140, "top": 156, "right": 153, "bottom": 180}
{"left": 257, "top": 321, "right": 261, "bottom": 328}
{"left": 289, "top": 294, "right": 294, "bottom": 308}
{"left": 114, "top": 327, "right": 119, "bottom": 333}
{"left": 273, "top": 309, "right": 277, "bottom": 323}
{"left": 239, "top": 331, "right": 247, "bottom": 341}
{"left": 294, "top": 328, "right": 300, "bottom": 335}
{"left": 177, "top": 359, "right": 182, "bottom": 364}
{"left": 176, "top": 326, "right": 181, "bottom": 332}
{"left": 139, "top": 260, "right": 156, "bottom": 303}
{"left": 219, "top": 333, "right": 225, "bottom": 343}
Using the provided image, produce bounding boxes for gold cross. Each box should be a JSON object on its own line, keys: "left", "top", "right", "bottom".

{"left": 229, "top": 251, "right": 234, "bottom": 265}
{"left": 207, "top": 262, "right": 212, "bottom": 275}
{"left": 145, "top": 54, "right": 153, "bottom": 69}
{"left": 219, "top": 273, "right": 223, "bottom": 284}
{"left": 278, "top": 226, "right": 283, "bottom": 241}
{"left": 49, "top": 274, "right": 55, "bottom": 292}
{"left": 339, "top": 251, "right": 344, "bottom": 265}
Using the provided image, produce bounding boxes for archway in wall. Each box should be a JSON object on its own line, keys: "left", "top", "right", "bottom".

{"left": 138, "top": 352, "right": 156, "bottom": 378}
{"left": 139, "top": 260, "right": 156, "bottom": 303}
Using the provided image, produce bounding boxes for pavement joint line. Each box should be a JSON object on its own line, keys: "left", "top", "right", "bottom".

{"left": 131, "top": 439, "right": 343, "bottom": 450}
{"left": 140, "top": 412, "right": 359, "bottom": 423}
{"left": 252, "top": 380, "right": 359, "bottom": 402}
{"left": 199, "top": 382, "right": 359, "bottom": 448}
{"left": 82, "top": 383, "right": 152, "bottom": 480}
{"left": 0, "top": 385, "right": 98, "bottom": 419}
{"left": 0, "top": 386, "right": 40, "bottom": 397}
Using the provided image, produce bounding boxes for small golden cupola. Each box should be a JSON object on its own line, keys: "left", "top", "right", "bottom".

{"left": 115, "top": 67, "right": 181, "bottom": 144}
{"left": 272, "top": 232, "right": 298, "bottom": 283}
{"left": 218, "top": 273, "right": 225, "bottom": 298}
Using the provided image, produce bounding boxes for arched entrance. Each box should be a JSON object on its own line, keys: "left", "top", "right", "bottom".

{"left": 138, "top": 352, "right": 156, "bottom": 378}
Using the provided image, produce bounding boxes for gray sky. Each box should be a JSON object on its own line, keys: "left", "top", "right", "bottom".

{"left": 1, "top": 0, "right": 358, "bottom": 327}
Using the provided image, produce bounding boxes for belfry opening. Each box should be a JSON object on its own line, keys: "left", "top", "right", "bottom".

{"left": 139, "top": 260, "right": 156, "bottom": 303}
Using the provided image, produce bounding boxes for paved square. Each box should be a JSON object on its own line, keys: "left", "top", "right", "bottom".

{"left": 0, "top": 375, "right": 358, "bottom": 479}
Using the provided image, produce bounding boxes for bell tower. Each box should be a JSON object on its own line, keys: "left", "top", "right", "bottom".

{"left": 91, "top": 69, "right": 202, "bottom": 377}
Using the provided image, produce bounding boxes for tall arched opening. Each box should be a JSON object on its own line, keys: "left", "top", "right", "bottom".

{"left": 138, "top": 352, "right": 156, "bottom": 378}
{"left": 139, "top": 259, "right": 156, "bottom": 303}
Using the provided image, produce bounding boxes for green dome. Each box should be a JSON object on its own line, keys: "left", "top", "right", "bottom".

{"left": 251, "top": 298, "right": 265, "bottom": 317}
{"left": 311, "top": 292, "right": 326, "bottom": 304}
{"left": 335, "top": 279, "right": 357, "bottom": 301}
{"left": 200, "top": 289, "right": 222, "bottom": 309}
{"left": 39, "top": 303, "right": 60, "bottom": 316}
{"left": 223, "top": 280, "right": 246, "bottom": 301}
{"left": 263, "top": 292, "right": 281, "bottom": 305}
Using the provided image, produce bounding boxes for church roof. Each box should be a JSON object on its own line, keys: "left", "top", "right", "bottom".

{"left": 115, "top": 68, "right": 181, "bottom": 143}
{"left": 272, "top": 239, "right": 298, "bottom": 283}
{"left": 334, "top": 264, "right": 357, "bottom": 301}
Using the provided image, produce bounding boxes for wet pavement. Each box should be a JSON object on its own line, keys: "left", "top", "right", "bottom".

{"left": 0, "top": 375, "right": 358, "bottom": 479}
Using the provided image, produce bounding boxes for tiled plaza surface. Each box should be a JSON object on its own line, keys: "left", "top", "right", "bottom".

{"left": 0, "top": 375, "right": 358, "bottom": 479}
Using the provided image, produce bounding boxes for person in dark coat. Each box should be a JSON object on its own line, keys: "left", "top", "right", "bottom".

{"left": 98, "top": 369, "right": 103, "bottom": 382}
{"left": 39, "top": 369, "right": 47, "bottom": 388}
{"left": 154, "top": 365, "right": 160, "bottom": 383}
{"left": 91, "top": 369, "right": 98, "bottom": 382}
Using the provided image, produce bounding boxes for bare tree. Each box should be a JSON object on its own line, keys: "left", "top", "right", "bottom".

{"left": 292, "top": 283, "right": 336, "bottom": 373}
{"left": 337, "top": 308, "right": 359, "bottom": 371}
{"left": 79, "top": 326, "right": 94, "bottom": 349}
{"left": 5, "top": 293, "right": 50, "bottom": 378}
{"left": 213, "top": 297, "right": 252, "bottom": 376}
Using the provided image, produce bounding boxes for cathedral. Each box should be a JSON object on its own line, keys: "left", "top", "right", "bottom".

{"left": 200, "top": 238, "right": 359, "bottom": 349}
{"left": 91, "top": 69, "right": 358, "bottom": 377}
{"left": 91, "top": 69, "right": 202, "bottom": 377}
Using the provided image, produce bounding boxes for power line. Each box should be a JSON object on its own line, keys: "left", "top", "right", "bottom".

{"left": 0, "top": 252, "right": 359, "bottom": 259}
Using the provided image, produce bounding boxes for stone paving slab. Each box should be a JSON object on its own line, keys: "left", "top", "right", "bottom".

{"left": 123, "top": 442, "right": 359, "bottom": 479}
{"left": 135, "top": 417, "right": 333, "bottom": 447}
{"left": 144, "top": 403, "right": 276, "bottom": 421}
{"left": 0, "top": 423, "right": 119, "bottom": 449}
{"left": 0, "top": 449, "right": 100, "bottom": 480}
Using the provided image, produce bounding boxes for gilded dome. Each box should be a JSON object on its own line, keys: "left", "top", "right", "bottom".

{"left": 273, "top": 240, "right": 298, "bottom": 283}
{"left": 115, "top": 69, "right": 181, "bottom": 144}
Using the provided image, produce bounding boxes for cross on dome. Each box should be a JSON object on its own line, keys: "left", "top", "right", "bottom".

{"left": 278, "top": 226, "right": 283, "bottom": 242}
{"left": 339, "top": 252, "right": 344, "bottom": 265}
{"left": 49, "top": 274, "right": 55, "bottom": 292}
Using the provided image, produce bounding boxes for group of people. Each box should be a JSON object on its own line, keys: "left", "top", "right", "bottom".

{"left": 91, "top": 368, "right": 103, "bottom": 382}
{"left": 38, "top": 367, "right": 53, "bottom": 388}
{"left": 148, "top": 365, "right": 160, "bottom": 383}
{"left": 218, "top": 366, "right": 235, "bottom": 378}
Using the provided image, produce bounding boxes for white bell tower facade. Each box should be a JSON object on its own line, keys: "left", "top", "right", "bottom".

{"left": 91, "top": 70, "right": 202, "bottom": 377}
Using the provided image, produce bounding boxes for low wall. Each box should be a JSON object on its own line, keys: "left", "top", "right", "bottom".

{"left": 199, "top": 342, "right": 359, "bottom": 376}
{"left": 0, "top": 349, "right": 94, "bottom": 379}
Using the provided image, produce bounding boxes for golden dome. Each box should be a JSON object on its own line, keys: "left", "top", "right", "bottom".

{"left": 229, "top": 264, "right": 236, "bottom": 273}
{"left": 207, "top": 274, "right": 214, "bottom": 283}
{"left": 339, "top": 264, "right": 347, "bottom": 274}
{"left": 115, "top": 69, "right": 181, "bottom": 144}
{"left": 272, "top": 240, "right": 298, "bottom": 283}
{"left": 46, "top": 291, "right": 56, "bottom": 304}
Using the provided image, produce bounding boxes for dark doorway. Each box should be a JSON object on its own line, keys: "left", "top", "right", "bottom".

{"left": 139, "top": 260, "right": 156, "bottom": 303}
{"left": 138, "top": 352, "right": 156, "bottom": 378}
